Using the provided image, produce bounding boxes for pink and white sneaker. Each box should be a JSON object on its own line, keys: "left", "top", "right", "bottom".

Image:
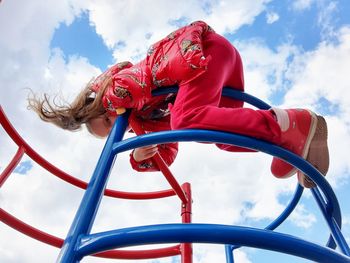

{"left": 270, "top": 108, "right": 329, "bottom": 188}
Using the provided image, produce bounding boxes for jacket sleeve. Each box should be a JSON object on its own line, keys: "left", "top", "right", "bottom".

{"left": 129, "top": 117, "right": 178, "bottom": 172}
{"left": 101, "top": 60, "right": 154, "bottom": 114}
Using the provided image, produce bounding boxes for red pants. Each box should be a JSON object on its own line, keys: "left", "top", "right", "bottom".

{"left": 170, "top": 32, "right": 282, "bottom": 152}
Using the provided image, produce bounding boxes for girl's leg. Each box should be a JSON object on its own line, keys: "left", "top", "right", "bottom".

{"left": 170, "top": 32, "right": 281, "bottom": 146}
{"left": 170, "top": 32, "right": 329, "bottom": 187}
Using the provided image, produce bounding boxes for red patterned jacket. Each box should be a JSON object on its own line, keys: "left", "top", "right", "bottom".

{"left": 91, "top": 21, "right": 214, "bottom": 172}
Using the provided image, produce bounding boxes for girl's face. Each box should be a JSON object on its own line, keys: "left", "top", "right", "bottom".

{"left": 88, "top": 114, "right": 117, "bottom": 138}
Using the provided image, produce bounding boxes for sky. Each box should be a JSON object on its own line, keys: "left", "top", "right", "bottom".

{"left": 1, "top": 0, "right": 350, "bottom": 262}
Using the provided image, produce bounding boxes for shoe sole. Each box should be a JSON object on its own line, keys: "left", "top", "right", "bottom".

{"left": 297, "top": 115, "right": 329, "bottom": 188}
{"left": 282, "top": 110, "right": 318, "bottom": 178}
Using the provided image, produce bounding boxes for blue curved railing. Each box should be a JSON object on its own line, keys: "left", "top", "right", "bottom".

{"left": 57, "top": 87, "right": 350, "bottom": 262}
{"left": 75, "top": 224, "right": 350, "bottom": 263}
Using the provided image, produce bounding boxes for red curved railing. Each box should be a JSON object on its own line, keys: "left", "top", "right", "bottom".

{"left": 0, "top": 106, "right": 176, "bottom": 199}
{"left": 0, "top": 106, "right": 191, "bottom": 260}
{"left": 0, "top": 208, "right": 181, "bottom": 259}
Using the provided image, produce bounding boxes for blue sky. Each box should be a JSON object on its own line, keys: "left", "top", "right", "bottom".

{"left": 50, "top": 1, "right": 350, "bottom": 70}
{"left": 51, "top": 12, "right": 113, "bottom": 69}
{"left": 14, "top": 160, "right": 33, "bottom": 175}
{"left": 1, "top": 1, "right": 350, "bottom": 263}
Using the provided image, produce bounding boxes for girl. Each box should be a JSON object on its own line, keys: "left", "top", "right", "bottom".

{"left": 28, "top": 21, "right": 329, "bottom": 188}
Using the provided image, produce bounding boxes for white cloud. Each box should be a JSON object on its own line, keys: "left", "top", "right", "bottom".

{"left": 86, "top": 0, "right": 272, "bottom": 63}
{"left": 194, "top": 244, "right": 252, "bottom": 263}
{"left": 317, "top": 0, "right": 339, "bottom": 41}
{"left": 290, "top": 205, "right": 317, "bottom": 228}
{"left": 282, "top": 26, "right": 350, "bottom": 188}
{"left": 292, "top": 0, "right": 315, "bottom": 11}
{"left": 234, "top": 39, "right": 300, "bottom": 104}
{"left": 283, "top": 32, "right": 350, "bottom": 110}
{"left": 290, "top": 0, "right": 340, "bottom": 42}
{"left": 266, "top": 11, "right": 279, "bottom": 24}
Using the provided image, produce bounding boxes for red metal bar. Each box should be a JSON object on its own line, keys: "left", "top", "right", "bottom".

{"left": 0, "top": 146, "right": 25, "bottom": 187}
{"left": 94, "top": 245, "right": 181, "bottom": 259}
{"left": 0, "top": 106, "right": 176, "bottom": 200}
{"left": 0, "top": 208, "right": 181, "bottom": 259}
{"left": 0, "top": 208, "right": 63, "bottom": 247}
{"left": 104, "top": 189, "right": 176, "bottom": 200}
{"left": 129, "top": 114, "right": 188, "bottom": 204}
{"left": 181, "top": 183, "right": 193, "bottom": 263}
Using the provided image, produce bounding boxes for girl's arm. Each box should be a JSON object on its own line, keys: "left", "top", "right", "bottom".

{"left": 128, "top": 116, "right": 178, "bottom": 172}
{"left": 129, "top": 141, "right": 178, "bottom": 172}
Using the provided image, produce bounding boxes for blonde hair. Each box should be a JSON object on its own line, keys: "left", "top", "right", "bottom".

{"left": 28, "top": 77, "right": 112, "bottom": 131}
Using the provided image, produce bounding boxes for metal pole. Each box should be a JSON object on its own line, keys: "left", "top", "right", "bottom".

{"left": 181, "top": 183, "right": 193, "bottom": 263}
{"left": 56, "top": 112, "right": 130, "bottom": 262}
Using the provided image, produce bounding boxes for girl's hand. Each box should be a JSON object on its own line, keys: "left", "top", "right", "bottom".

{"left": 133, "top": 145, "right": 158, "bottom": 162}
{"left": 116, "top": 107, "right": 126, "bottom": 115}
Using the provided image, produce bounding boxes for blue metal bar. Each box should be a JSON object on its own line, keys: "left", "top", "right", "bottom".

{"left": 312, "top": 187, "right": 350, "bottom": 255}
{"left": 56, "top": 112, "right": 130, "bottom": 263}
{"left": 329, "top": 217, "right": 350, "bottom": 256}
{"left": 228, "top": 184, "right": 304, "bottom": 255}
{"left": 76, "top": 223, "right": 350, "bottom": 263}
{"left": 312, "top": 187, "right": 337, "bottom": 249}
{"left": 111, "top": 129, "right": 344, "bottom": 251}
{"left": 112, "top": 129, "right": 339, "bottom": 213}
{"left": 221, "top": 87, "right": 271, "bottom": 110}
{"left": 225, "top": 244, "right": 234, "bottom": 263}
